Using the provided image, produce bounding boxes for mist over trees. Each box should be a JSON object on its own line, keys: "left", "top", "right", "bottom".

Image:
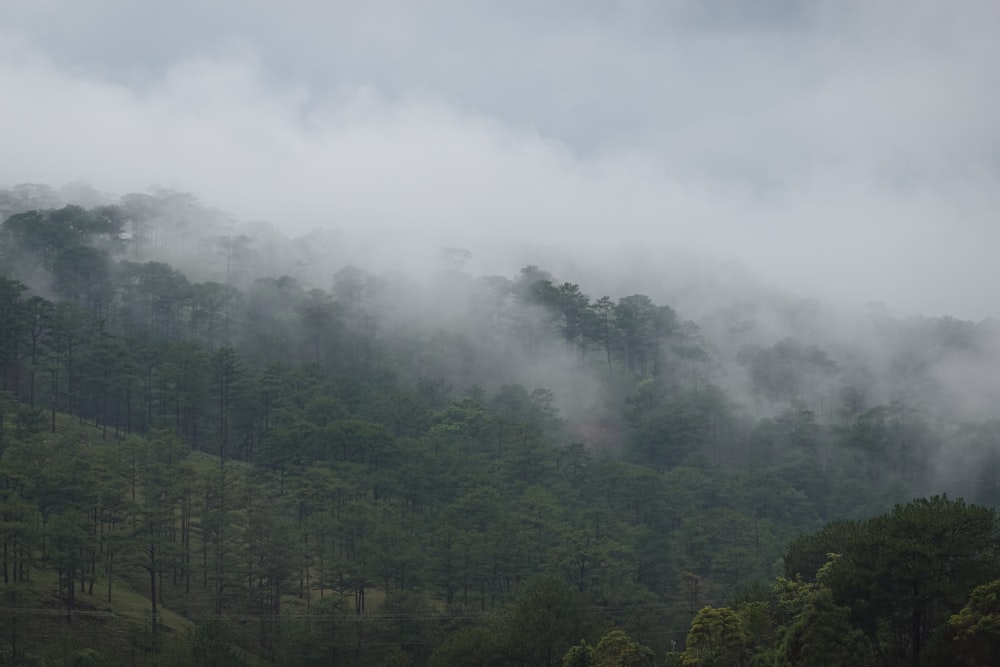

{"left": 1, "top": 185, "right": 1000, "bottom": 665}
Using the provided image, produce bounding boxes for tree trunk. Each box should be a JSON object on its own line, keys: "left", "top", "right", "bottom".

{"left": 148, "top": 541, "right": 158, "bottom": 637}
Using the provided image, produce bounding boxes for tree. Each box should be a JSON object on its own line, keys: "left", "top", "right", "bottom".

{"left": 545, "top": 507, "right": 636, "bottom": 600}
{"left": 188, "top": 620, "right": 245, "bottom": 666}
{"left": 528, "top": 281, "right": 594, "bottom": 356}
{"left": 211, "top": 347, "right": 248, "bottom": 461}
{"left": 132, "top": 432, "right": 191, "bottom": 638}
{"left": 189, "top": 281, "right": 239, "bottom": 349}
{"left": 681, "top": 605, "right": 748, "bottom": 666}
{"left": 429, "top": 624, "right": 503, "bottom": 667}
{"left": 848, "top": 402, "right": 932, "bottom": 483}
{"left": 563, "top": 630, "right": 655, "bottom": 667}
{"left": 593, "top": 629, "right": 655, "bottom": 666}
{"left": 116, "top": 261, "right": 191, "bottom": 340}
{"left": 589, "top": 296, "right": 616, "bottom": 376}
{"left": 245, "top": 497, "right": 297, "bottom": 655}
{"left": 614, "top": 295, "right": 664, "bottom": 376}
{"left": 738, "top": 338, "right": 837, "bottom": 406}
{"left": 3, "top": 206, "right": 120, "bottom": 318}
{"left": 783, "top": 518, "right": 857, "bottom": 581}
{"left": 496, "top": 576, "right": 593, "bottom": 667}
{"left": 563, "top": 639, "right": 594, "bottom": 667}
{"left": 0, "top": 279, "right": 26, "bottom": 395}
{"left": 45, "top": 301, "right": 91, "bottom": 422}
{"left": 787, "top": 496, "right": 999, "bottom": 667}
{"left": 46, "top": 509, "right": 93, "bottom": 621}
{"left": 624, "top": 380, "right": 730, "bottom": 470}
{"left": 298, "top": 288, "right": 341, "bottom": 365}
{"left": 776, "top": 587, "right": 872, "bottom": 667}
{"left": 51, "top": 245, "right": 113, "bottom": 316}
{"left": 938, "top": 579, "right": 1000, "bottom": 666}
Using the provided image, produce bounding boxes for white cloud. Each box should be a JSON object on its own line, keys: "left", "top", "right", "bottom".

{"left": 0, "top": 2, "right": 998, "bottom": 319}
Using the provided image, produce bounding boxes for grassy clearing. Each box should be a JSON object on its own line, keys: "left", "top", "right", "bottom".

{"left": 1, "top": 563, "right": 194, "bottom": 665}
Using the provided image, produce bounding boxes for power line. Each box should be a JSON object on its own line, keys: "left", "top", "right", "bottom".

{"left": 0, "top": 598, "right": 716, "bottom": 622}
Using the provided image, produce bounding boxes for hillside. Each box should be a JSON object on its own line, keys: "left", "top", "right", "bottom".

{"left": 1, "top": 190, "right": 999, "bottom": 665}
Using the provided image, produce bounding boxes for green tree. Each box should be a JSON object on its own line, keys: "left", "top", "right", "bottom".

{"left": 0, "top": 278, "right": 26, "bottom": 395}
{"left": 589, "top": 296, "right": 616, "bottom": 376}
{"left": 133, "top": 432, "right": 191, "bottom": 638}
{"left": 429, "top": 624, "right": 503, "bottom": 667}
{"left": 788, "top": 496, "right": 999, "bottom": 666}
{"left": 776, "top": 587, "right": 872, "bottom": 667}
{"left": 613, "top": 295, "right": 675, "bottom": 376}
{"left": 681, "top": 605, "right": 748, "bottom": 666}
{"left": 625, "top": 380, "right": 730, "bottom": 470}
{"left": 496, "top": 576, "right": 593, "bottom": 667}
{"left": 189, "top": 281, "right": 239, "bottom": 349}
{"left": 52, "top": 245, "right": 113, "bottom": 316}
{"left": 562, "top": 639, "right": 594, "bottom": 667}
{"left": 593, "top": 629, "right": 655, "bottom": 666}
{"left": 738, "top": 338, "right": 837, "bottom": 405}
{"left": 188, "top": 620, "right": 245, "bottom": 666}
{"left": 943, "top": 579, "right": 1000, "bottom": 666}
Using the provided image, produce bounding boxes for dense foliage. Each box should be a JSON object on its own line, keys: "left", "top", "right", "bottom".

{"left": 0, "top": 187, "right": 998, "bottom": 665}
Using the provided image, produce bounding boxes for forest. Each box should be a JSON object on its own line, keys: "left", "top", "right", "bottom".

{"left": 1, "top": 183, "right": 999, "bottom": 666}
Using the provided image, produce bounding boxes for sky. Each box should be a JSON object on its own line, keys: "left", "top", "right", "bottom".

{"left": 0, "top": 0, "right": 998, "bottom": 319}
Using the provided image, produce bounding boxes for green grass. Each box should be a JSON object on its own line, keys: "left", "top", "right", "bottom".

{"left": 1, "top": 567, "right": 195, "bottom": 665}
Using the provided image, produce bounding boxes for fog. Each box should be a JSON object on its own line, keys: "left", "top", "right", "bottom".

{"left": 2, "top": 1, "right": 999, "bottom": 318}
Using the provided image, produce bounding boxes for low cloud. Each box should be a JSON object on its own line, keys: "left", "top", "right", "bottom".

{"left": 0, "top": 1, "right": 998, "bottom": 319}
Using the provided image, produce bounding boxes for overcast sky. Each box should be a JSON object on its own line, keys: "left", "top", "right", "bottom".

{"left": 1, "top": 1, "right": 998, "bottom": 318}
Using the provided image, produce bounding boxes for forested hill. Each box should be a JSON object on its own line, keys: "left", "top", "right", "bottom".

{"left": 1, "top": 187, "right": 999, "bottom": 665}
